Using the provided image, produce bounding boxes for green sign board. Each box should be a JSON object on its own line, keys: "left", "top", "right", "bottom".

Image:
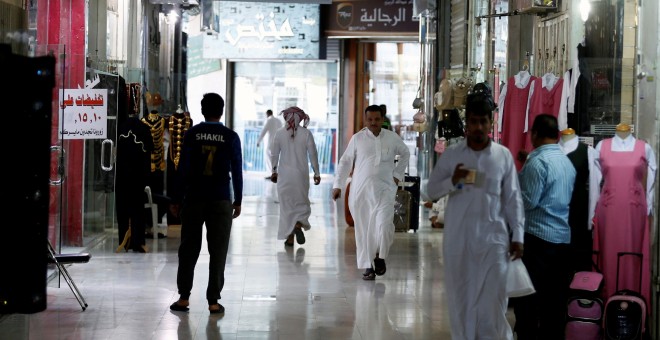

{"left": 187, "top": 34, "right": 221, "bottom": 78}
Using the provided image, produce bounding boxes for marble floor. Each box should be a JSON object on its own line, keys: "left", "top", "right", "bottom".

{"left": 0, "top": 174, "right": 513, "bottom": 340}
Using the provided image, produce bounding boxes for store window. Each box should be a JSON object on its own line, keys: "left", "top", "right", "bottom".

{"left": 232, "top": 61, "right": 339, "bottom": 175}
{"left": 370, "top": 42, "right": 421, "bottom": 129}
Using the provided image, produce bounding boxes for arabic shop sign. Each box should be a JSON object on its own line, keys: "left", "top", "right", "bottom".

{"left": 58, "top": 89, "right": 108, "bottom": 140}
{"left": 203, "top": 1, "right": 319, "bottom": 59}
{"left": 325, "top": 0, "right": 418, "bottom": 37}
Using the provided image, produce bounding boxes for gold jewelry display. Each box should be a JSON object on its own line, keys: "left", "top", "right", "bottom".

{"left": 141, "top": 112, "right": 166, "bottom": 172}
{"left": 127, "top": 83, "right": 141, "bottom": 116}
{"left": 168, "top": 110, "right": 191, "bottom": 170}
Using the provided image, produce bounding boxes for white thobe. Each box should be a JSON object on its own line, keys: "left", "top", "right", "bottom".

{"left": 270, "top": 127, "right": 320, "bottom": 239}
{"left": 558, "top": 136, "right": 600, "bottom": 229}
{"left": 333, "top": 128, "right": 410, "bottom": 269}
{"left": 594, "top": 134, "right": 657, "bottom": 216}
{"left": 427, "top": 140, "right": 524, "bottom": 340}
{"left": 258, "top": 115, "right": 283, "bottom": 172}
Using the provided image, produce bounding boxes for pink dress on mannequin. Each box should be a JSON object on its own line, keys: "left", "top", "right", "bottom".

{"left": 593, "top": 138, "right": 650, "bottom": 305}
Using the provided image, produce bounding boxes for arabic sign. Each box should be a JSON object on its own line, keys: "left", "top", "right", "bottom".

{"left": 58, "top": 89, "right": 108, "bottom": 140}
{"left": 203, "top": 1, "right": 320, "bottom": 59}
{"left": 325, "top": 0, "right": 419, "bottom": 37}
{"left": 187, "top": 34, "right": 222, "bottom": 78}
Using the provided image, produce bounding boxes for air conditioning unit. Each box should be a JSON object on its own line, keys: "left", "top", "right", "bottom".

{"left": 515, "top": 0, "right": 558, "bottom": 14}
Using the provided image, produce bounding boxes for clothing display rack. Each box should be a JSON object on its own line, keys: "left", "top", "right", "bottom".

{"left": 47, "top": 240, "right": 91, "bottom": 311}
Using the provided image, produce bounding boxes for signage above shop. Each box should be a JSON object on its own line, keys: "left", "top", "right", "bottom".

{"left": 324, "top": 0, "right": 419, "bottom": 38}
{"left": 203, "top": 1, "right": 320, "bottom": 59}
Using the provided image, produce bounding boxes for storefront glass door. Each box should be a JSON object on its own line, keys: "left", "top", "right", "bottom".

{"left": 232, "top": 61, "right": 339, "bottom": 179}
{"left": 43, "top": 49, "right": 119, "bottom": 257}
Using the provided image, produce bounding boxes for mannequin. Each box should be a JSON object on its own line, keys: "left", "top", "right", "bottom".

{"left": 141, "top": 110, "right": 166, "bottom": 237}
{"left": 560, "top": 128, "right": 577, "bottom": 142}
{"left": 115, "top": 113, "right": 154, "bottom": 252}
{"left": 615, "top": 122, "right": 631, "bottom": 139}
{"left": 593, "top": 126, "right": 657, "bottom": 306}
{"left": 558, "top": 127, "right": 599, "bottom": 272}
{"left": 164, "top": 105, "right": 192, "bottom": 228}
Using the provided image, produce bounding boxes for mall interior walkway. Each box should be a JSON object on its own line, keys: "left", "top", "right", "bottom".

{"left": 0, "top": 173, "right": 515, "bottom": 340}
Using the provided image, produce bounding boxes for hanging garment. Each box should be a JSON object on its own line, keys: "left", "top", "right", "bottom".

{"left": 115, "top": 116, "right": 154, "bottom": 251}
{"left": 524, "top": 75, "right": 566, "bottom": 152}
{"left": 498, "top": 71, "right": 536, "bottom": 171}
{"left": 593, "top": 138, "right": 652, "bottom": 306}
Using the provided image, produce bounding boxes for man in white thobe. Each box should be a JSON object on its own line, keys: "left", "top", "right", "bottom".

{"left": 257, "top": 109, "right": 283, "bottom": 180}
{"left": 332, "top": 105, "right": 410, "bottom": 280}
{"left": 270, "top": 107, "right": 320, "bottom": 246}
{"left": 427, "top": 94, "right": 525, "bottom": 339}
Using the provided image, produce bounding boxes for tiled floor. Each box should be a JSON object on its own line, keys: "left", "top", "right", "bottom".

{"left": 0, "top": 174, "right": 512, "bottom": 339}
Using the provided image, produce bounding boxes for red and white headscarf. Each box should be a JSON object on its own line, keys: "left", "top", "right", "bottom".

{"left": 280, "top": 106, "right": 310, "bottom": 138}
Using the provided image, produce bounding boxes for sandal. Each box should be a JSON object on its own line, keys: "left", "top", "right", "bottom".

{"left": 293, "top": 224, "right": 305, "bottom": 245}
{"left": 284, "top": 234, "right": 294, "bottom": 247}
{"left": 362, "top": 268, "right": 376, "bottom": 281}
{"left": 209, "top": 303, "right": 225, "bottom": 314}
{"left": 374, "top": 257, "right": 386, "bottom": 276}
{"left": 169, "top": 300, "right": 189, "bottom": 312}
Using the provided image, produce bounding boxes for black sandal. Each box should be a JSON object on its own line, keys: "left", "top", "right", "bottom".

{"left": 294, "top": 226, "right": 305, "bottom": 245}
{"left": 362, "top": 268, "right": 376, "bottom": 281}
{"left": 374, "top": 257, "right": 386, "bottom": 276}
{"left": 284, "top": 234, "right": 294, "bottom": 247}
{"left": 170, "top": 301, "right": 189, "bottom": 312}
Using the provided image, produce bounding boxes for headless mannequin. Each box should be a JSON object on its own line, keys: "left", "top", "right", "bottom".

{"left": 559, "top": 127, "right": 596, "bottom": 271}
{"left": 614, "top": 123, "right": 631, "bottom": 140}
{"left": 141, "top": 110, "right": 166, "bottom": 237}
{"left": 593, "top": 122, "right": 657, "bottom": 305}
{"left": 165, "top": 105, "right": 193, "bottom": 228}
{"left": 560, "top": 128, "right": 577, "bottom": 142}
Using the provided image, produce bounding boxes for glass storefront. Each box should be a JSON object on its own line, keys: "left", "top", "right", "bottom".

{"left": 232, "top": 61, "right": 339, "bottom": 176}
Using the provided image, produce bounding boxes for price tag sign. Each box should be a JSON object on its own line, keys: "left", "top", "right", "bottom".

{"left": 58, "top": 89, "right": 108, "bottom": 139}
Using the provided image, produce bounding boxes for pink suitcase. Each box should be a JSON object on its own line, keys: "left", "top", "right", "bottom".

{"left": 565, "top": 267, "right": 605, "bottom": 339}
{"left": 565, "top": 298, "right": 603, "bottom": 339}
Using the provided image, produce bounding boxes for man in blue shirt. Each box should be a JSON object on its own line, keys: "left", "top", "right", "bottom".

{"left": 513, "top": 113, "right": 576, "bottom": 339}
{"left": 169, "top": 93, "right": 243, "bottom": 315}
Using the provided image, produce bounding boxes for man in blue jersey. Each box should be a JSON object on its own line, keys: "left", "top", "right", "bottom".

{"left": 513, "top": 113, "right": 576, "bottom": 339}
{"left": 169, "top": 93, "right": 243, "bottom": 315}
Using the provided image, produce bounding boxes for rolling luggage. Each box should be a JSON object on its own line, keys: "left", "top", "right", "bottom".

{"left": 565, "top": 256, "right": 604, "bottom": 339}
{"left": 403, "top": 175, "right": 420, "bottom": 231}
{"left": 603, "top": 252, "right": 647, "bottom": 340}
{"left": 393, "top": 187, "right": 412, "bottom": 232}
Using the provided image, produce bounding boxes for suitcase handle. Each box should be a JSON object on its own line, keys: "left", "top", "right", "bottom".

{"left": 615, "top": 252, "right": 643, "bottom": 293}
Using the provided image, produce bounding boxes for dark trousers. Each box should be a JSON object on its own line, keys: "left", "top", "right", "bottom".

{"left": 176, "top": 200, "right": 232, "bottom": 304}
{"left": 513, "top": 233, "right": 572, "bottom": 340}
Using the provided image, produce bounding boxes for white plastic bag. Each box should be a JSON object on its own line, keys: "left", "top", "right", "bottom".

{"left": 506, "top": 259, "right": 535, "bottom": 298}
